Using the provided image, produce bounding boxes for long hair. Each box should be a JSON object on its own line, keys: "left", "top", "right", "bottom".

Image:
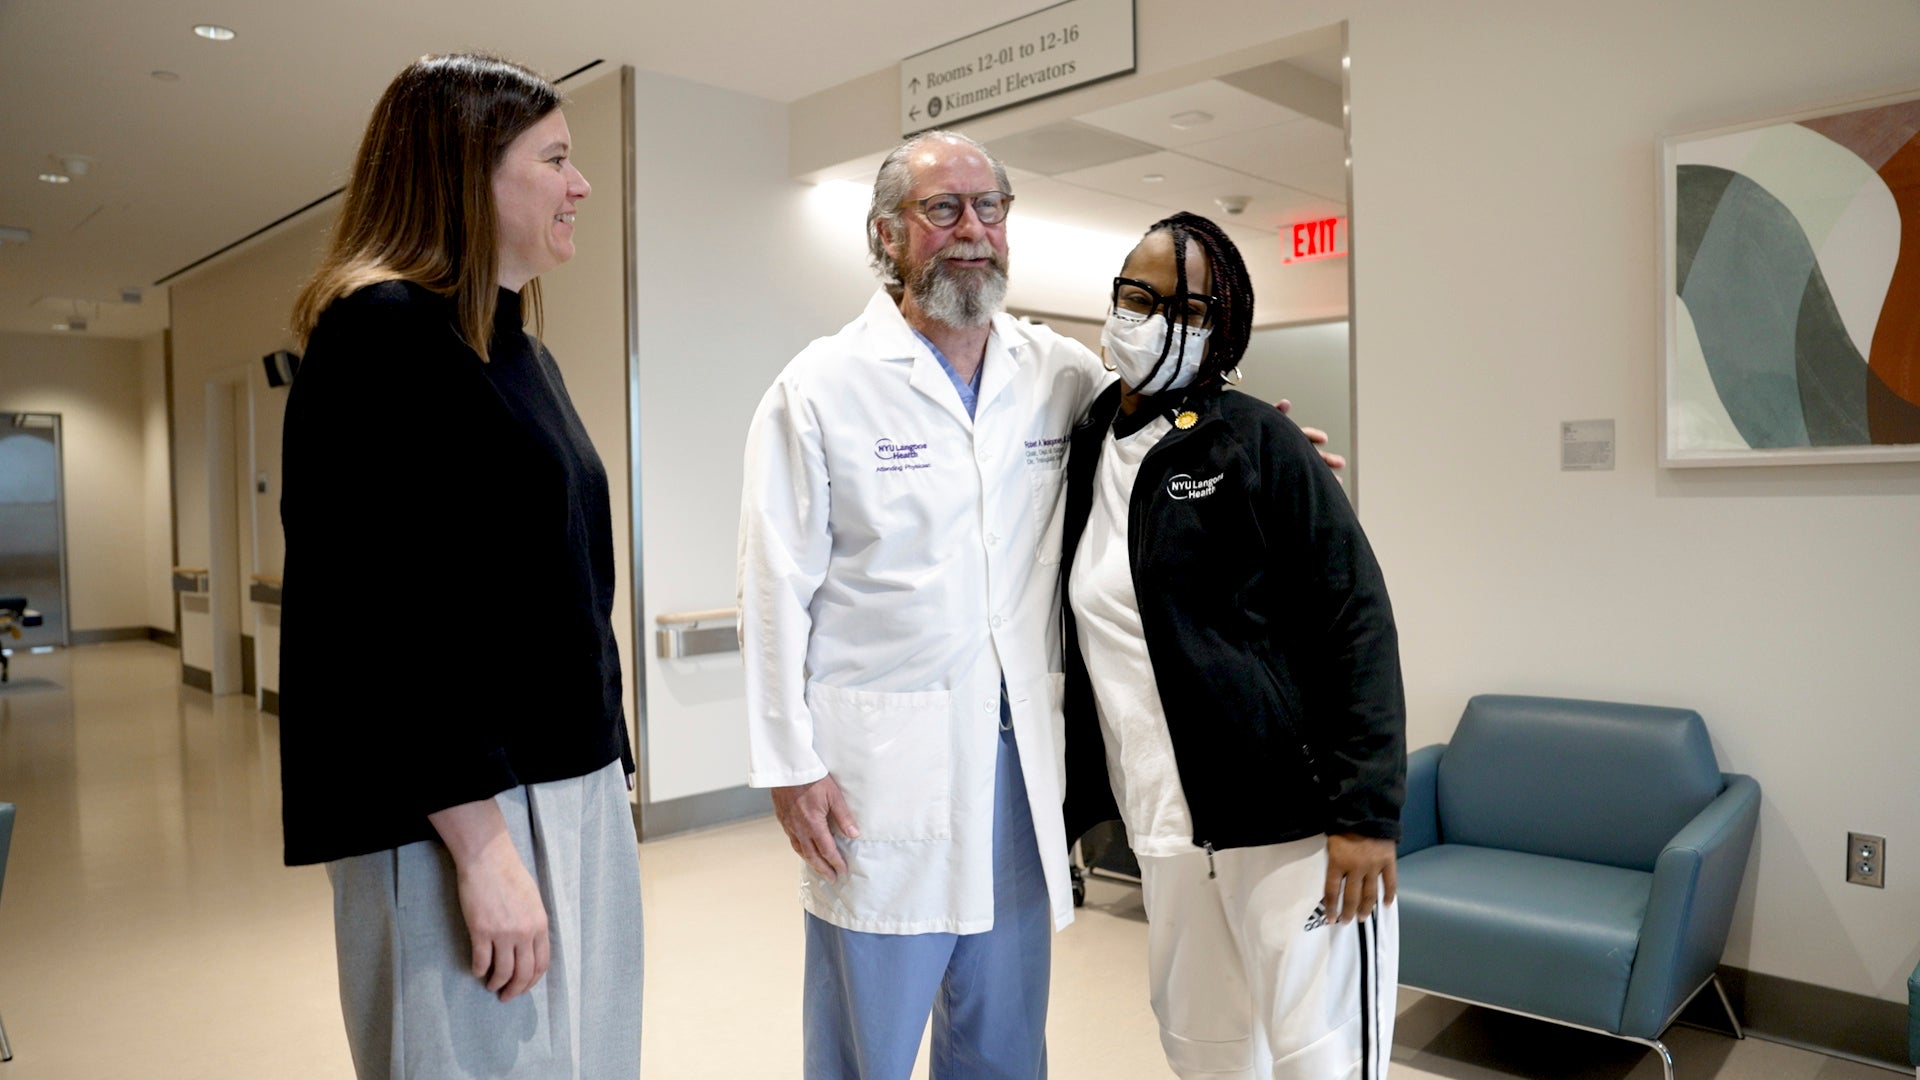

{"left": 292, "top": 53, "right": 560, "bottom": 361}
{"left": 866, "top": 130, "right": 1011, "bottom": 295}
{"left": 1142, "top": 212, "right": 1255, "bottom": 387}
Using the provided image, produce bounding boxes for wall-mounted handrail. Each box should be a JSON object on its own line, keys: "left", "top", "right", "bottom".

{"left": 655, "top": 607, "right": 737, "bottom": 627}
{"left": 249, "top": 573, "right": 283, "bottom": 606}
{"left": 655, "top": 607, "right": 739, "bottom": 659}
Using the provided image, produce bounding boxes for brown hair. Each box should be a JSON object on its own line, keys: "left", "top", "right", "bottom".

{"left": 292, "top": 53, "right": 560, "bottom": 361}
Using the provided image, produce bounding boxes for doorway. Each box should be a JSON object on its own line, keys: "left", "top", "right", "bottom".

{"left": 204, "top": 375, "right": 252, "bottom": 695}
{"left": 0, "top": 412, "right": 72, "bottom": 650}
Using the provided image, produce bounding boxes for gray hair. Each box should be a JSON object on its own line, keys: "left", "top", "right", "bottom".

{"left": 866, "top": 130, "right": 1012, "bottom": 291}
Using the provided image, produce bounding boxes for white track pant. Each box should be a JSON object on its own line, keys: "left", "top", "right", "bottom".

{"left": 1138, "top": 835, "right": 1397, "bottom": 1080}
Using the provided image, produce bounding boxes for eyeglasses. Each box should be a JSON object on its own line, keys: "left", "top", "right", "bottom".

{"left": 1111, "top": 277, "right": 1218, "bottom": 329}
{"left": 900, "top": 190, "right": 1014, "bottom": 227}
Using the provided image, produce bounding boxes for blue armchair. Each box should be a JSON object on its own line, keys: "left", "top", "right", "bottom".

{"left": 1396, "top": 695, "right": 1760, "bottom": 1080}
{"left": 1908, "top": 958, "right": 1917, "bottom": 1078}
{"left": 0, "top": 801, "right": 13, "bottom": 1061}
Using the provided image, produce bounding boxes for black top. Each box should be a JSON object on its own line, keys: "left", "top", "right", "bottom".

{"left": 1061, "top": 383, "right": 1405, "bottom": 852}
{"left": 278, "top": 280, "right": 632, "bottom": 866}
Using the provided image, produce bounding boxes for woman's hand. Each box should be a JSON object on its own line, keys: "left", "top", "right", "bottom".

{"left": 1324, "top": 833, "right": 1397, "bottom": 924}
{"left": 428, "top": 799, "right": 551, "bottom": 1001}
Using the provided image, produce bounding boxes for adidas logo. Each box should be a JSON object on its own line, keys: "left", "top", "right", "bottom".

{"left": 1303, "top": 901, "right": 1329, "bottom": 932}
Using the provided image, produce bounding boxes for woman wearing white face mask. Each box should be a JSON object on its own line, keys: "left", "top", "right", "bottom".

{"left": 1061, "top": 212, "right": 1407, "bottom": 1080}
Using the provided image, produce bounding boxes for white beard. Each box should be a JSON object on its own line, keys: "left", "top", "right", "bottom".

{"left": 906, "top": 242, "right": 1008, "bottom": 329}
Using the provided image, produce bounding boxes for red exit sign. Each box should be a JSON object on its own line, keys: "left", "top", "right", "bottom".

{"left": 1285, "top": 217, "right": 1347, "bottom": 264}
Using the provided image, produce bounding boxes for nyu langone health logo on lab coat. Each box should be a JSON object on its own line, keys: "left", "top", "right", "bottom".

{"left": 1167, "top": 472, "right": 1224, "bottom": 500}
{"left": 875, "top": 437, "right": 932, "bottom": 473}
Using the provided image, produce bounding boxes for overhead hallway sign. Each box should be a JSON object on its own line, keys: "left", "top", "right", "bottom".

{"left": 900, "top": 0, "right": 1135, "bottom": 136}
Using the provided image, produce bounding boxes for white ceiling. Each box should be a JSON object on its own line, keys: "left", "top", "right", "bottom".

{"left": 0, "top": 0, "right": 1054, "bottom": 339}
{"left": 0, "top": 1, "right": 1347, "bottom": 340}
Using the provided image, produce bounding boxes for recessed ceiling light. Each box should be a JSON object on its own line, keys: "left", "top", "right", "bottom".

{"left": 193, "top": 23, "right": 236, "bottom": 41}
{"left": 38, "top": 173, "right": 70, "bottom": 184}
{"left": 1141, "top": 173, "right": 1165, "bottom": 183}
{"left": 1342, "top": 55, "right": 1351, "bottom": 69}
{"left": 152, "top": 70, "right": 181, "bottom": 82}
{"left": 1169, "top": 110, "right": 1214, "bottom": 130}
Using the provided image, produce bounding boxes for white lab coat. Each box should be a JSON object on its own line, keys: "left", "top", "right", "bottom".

{"left": 739, "top": 290, "right": 1112, "bottom": 935}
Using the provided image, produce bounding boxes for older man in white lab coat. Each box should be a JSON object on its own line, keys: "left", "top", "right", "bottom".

{"left": 739, "top": 129, "right": 1105, "bottom": 1079}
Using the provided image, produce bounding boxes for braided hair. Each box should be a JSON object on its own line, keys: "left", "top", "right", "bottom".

{"left": 1142, "top": 211, "right": 1255, "bottom": 387}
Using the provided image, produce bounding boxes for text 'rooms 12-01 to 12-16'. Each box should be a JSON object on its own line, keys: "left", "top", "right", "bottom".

{"left": 910, "top": 25, "right": 1082, "bottom": 121}
{"left": 900, "top": 0, "right": 1136, "bottom": 133}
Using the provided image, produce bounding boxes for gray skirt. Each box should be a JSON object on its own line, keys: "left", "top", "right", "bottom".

{"left": 327, "top": 758, "right": 644, "bottom": 1079}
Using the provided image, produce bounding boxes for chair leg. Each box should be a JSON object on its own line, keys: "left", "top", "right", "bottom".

{"left": 1630, "top": 1037, "right": 1674, "bottom": 1080}
{"left": 1, "top": 1007, "right": 12, "bottom": 1061}
{"left": 1710, "top": 975, "right": 1744, "bottom": 1039}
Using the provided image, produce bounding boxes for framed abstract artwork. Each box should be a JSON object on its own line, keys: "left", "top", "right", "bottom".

{"left": 1660, "top": 88, "right": 1920, "bottom": 466}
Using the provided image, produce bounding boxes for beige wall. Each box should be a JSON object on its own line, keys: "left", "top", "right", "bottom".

{"left": 0, "top": 332, "right": 155, "bottom": 633}
{"left": 139, "top": 332, "right": 174, "bottom": 634}
{"left": 785, "top": 0, "right": 1920, "bottom": 1004}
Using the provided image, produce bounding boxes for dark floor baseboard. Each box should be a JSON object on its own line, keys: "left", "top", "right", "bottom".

{"left": 240, "top": 633, "right": 256, "bottom": 696}
{"left": 1703, "top": 965, "right": 1908, "bottom": 1070}
{"left": 260, "top": 688, "right": 280, "bottom": 716}
{"left": 632, "top": 784, "right": 771, "bottom": 841}
{"left": 70, "top": 627, "right": 150, "bottom": 645}
{"left": 61, "top": 627, "right": 179, "bottom": 648}
{"left": 181, "top": 664, "right": 212, "bottom": 692}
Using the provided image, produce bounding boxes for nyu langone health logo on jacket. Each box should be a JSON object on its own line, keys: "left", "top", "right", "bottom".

{"left": 875, "top": 437, "right": 932, "bottom": 473}
{"left": 1166, "top": 472, "right": 1224, "bottom": 501}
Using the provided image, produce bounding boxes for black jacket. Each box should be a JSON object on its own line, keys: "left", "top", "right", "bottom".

{"left": 1061, "top": 382, "right": 1405, "bottom": 852}
{"left": 278, "top": 281, "right": 631, "bottom": 865}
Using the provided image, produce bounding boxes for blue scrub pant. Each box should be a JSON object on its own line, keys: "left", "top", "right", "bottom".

{"left": 803, "top": 718, "right": 1052, "bottom": 1079}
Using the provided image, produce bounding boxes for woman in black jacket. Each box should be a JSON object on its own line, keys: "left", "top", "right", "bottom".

{"left": 1061, "top": 213, "right": 1405, "bottom": 1080}
{"left": 279, "top": 54, "right": 640, "bottom": 1079}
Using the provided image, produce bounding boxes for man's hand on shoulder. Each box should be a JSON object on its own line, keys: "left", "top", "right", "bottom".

{"left": 1276, "top": 398, "right": 1347, "bottom": 474}
{"left": 772, "top": 774, "right": 862, "bottom": 881}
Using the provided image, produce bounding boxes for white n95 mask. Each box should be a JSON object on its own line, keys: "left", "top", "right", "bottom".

{"left": 1100, "top": 309, "right": 1211, "bottom": 395}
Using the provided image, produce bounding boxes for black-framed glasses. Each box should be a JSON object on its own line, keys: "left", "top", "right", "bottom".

{"left": 1111, "top": 277, "right": 1218, "bottom": 329}
{"left": 900, "top": 190, "right": 1014, "bottom": 227}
